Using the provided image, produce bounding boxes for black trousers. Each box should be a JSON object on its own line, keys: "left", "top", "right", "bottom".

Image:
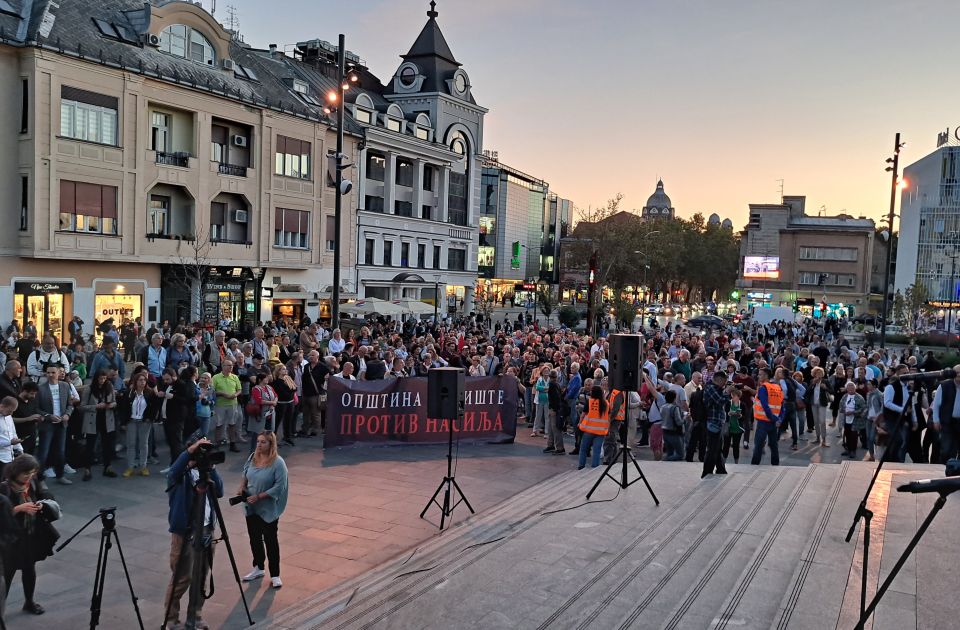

{"left": 686, "top": 422, "right": 707, "bottom": 462}
{"left": 702, "top": 430, "right": 727, "bottom": 477}
{"left": 245, "top": 514, "right": 281, "bottom": 577}
{"left": 276, "top": 402, "right": 296, "bottom": 440}
{"left": 4, "top": 560, "right": 37, "bottom": 604}
{"left": 164, "top": 419, "right": 184, "bottom": 465}
{"left": 84, "top": 420, "right": 115, "bottom": 469}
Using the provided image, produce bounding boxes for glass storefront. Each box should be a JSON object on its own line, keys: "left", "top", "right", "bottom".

{"left": 94, "top": 294, "right": 142, "bottom": 342}
{"left": 272, "top": 299, "right": 304, "bottom": 323}
{"left": 204, "top": 281, "right": 245, "bottom": 327}
{"left": 13, "top": 282, "right": 71, "bottom": 342}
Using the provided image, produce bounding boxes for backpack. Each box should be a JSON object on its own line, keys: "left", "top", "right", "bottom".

{"left": 35, "top": 349, "right": 65, "bottom": 372}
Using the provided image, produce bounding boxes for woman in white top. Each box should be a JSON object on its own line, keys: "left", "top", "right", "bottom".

{"left": 328, "top": 329, "right": 346, "bottom": 355}
{"left": 123, "top": 371, "right": 155, "bottom": 477}
{"left": 0, "top": 396, "right": 24, "bottom": 478}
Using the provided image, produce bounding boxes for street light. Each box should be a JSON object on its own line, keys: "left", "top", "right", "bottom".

{"left": 433, "top": 274, "right": 442, "bottom": 324}
{"left": 947, "top": 235, "right": 960, "bottom": 348}
{"left": 323, "top": 34, "right": 359, "bottom": 331}
{"left": 879, "top": 132, "right": 905, "bottom": 350}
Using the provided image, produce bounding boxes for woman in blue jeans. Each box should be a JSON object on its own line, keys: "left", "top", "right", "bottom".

{"left": 578, "top": 386, "right": 610, "bottom": 470}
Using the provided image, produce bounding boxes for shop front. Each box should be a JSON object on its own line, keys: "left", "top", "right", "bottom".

{"left": 94, "top": 282, "right": 144, "bottom": 342}
{"left": 204, "top": 280, "right": 255, "bottom": 328}
{"left": 13, "top": 281, "right": 72, "bottom": 342}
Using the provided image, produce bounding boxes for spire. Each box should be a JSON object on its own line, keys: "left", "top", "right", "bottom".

{"left": 428, "top": 0, "right": 438, "bottom": 19}
{"left": 403, "top": 1, "right": 459, "bottom": 66}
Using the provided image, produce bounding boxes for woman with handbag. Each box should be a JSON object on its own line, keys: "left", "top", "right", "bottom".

{"left": 271, "top": 365, "right": 297, "bottom": 447}
{"left": 247, "top": 372, "right": 277, "bottom": 453}
{"left": 79, "top": 370, "right": 119, "bottom": 481}
{"left": 0, "top": 454, "right": 60, "bottom": 615}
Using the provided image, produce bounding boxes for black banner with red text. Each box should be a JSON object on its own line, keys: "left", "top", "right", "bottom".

{"left": 324, "top": 376, "right": 518, "bottom": 447}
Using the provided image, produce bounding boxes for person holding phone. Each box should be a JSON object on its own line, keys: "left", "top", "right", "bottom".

{"left": 0, "top": 397, "right": 24, "bottom": 480}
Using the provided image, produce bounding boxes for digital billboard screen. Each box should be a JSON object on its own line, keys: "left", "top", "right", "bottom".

{"left": 743, "top": 256, "right": 780, "bottom": 280}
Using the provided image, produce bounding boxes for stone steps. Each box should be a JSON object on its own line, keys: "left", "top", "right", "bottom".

{"left": 261, "top": 460, "right": 955, "bottom": 630}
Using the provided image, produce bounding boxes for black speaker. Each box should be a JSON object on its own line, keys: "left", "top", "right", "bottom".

{"left": 428, "top": 368, "right": 465, "bottom": 420}
{"left": 609, "top": 334, "right": 641, "bottom": 391}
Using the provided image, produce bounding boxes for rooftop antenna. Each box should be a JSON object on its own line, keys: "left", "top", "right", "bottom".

{"left": 226, "top": 4, "right": 239, "bottom": 33}
{"left": 776, "top": 178, "right": 784, "bottom": 203}
{"left": 819, "top": 204, "right": 827, "bottom": 216}
{"left": 211, "top": 0, "right": 216, "bottom": 17}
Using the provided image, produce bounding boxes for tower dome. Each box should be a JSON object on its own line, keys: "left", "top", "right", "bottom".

{"left": 642, "top": 179, "right": 675, "bottom": 219}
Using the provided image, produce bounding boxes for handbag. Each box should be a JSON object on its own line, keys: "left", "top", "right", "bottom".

{"left": 245, "top": 386, "right": 262, "bottom": 416}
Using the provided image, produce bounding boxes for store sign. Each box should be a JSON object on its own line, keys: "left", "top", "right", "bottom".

{"left": 207, "top": 282, "right": 243, "bottom": 292}
{"left": 15, "top": 282, "right": 73, "bottom": 295}
{"left": 746, "top": 292, "right": 773, "bottom": 300}
{"left": 936, "top": 126, "right": 960, "bottom": 148}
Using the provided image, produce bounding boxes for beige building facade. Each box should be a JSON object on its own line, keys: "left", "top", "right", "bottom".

{"left": 0, "top": 0, "right": 359, "bottom": 340}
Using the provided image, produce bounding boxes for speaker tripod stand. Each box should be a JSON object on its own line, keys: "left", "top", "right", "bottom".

{"left": 586, "top": 396, "right": 659, "bottom": 505}
{"left": 420, "top": 413, "right": 475, "bottom": 530}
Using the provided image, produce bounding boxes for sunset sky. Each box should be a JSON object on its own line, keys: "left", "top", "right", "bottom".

{"left": 225, "top": 0, "right": 956, "bottom": 227}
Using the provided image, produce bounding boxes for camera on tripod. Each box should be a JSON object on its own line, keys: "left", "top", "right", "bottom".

{"left": 193, "top": 441, "right": 226, "bottom": 469}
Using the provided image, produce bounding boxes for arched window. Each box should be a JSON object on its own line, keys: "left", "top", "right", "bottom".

{"left": 450, "top": 131, "right": 468, "bottom": 158}
{"left": 159, "top": 24, "right": 216, "bottom": 66}
{"left": 447, "top": 130, "right": 470, "bottom": 226}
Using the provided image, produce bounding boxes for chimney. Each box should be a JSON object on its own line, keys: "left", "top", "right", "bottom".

{"left": 269, "top": 43, "right": 277, "bottom": 57}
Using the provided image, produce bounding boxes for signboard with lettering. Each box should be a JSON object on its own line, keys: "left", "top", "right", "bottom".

{"left": 324, "top": 376, "right": 518, "bottom": 447}
{"left": 15, "top": 282, "right": 73, "bottom": 295}
{"left": 206, "top": 282, "right": 243, "bottom": 292}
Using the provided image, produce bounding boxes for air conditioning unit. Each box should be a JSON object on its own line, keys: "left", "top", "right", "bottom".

{"left": 222, "top": 58, "right": 235, "bottom": 71}
{"left": 144, "top": 33, "right": 161, "bottom": 47}
{"left": 232, "top": 135, "right": 248, "bottom": 147}
{"left": 232, "top": 209, "right": 248, "bottom": 223}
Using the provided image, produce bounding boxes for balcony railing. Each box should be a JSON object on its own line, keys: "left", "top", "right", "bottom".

{"left": 448, "top": 209, "right": 468, "bottom": 226}
{"left": 211, "top": 237, "right": 253, "bottom": 246}
{"left": 146, "top": 232, "right": 195, "bottom": 242}
{"left": 218, "top": 163, "right": 248, "bottom": 177}
{"left": 156, "top": 151, "right": 190, "bottom": 167}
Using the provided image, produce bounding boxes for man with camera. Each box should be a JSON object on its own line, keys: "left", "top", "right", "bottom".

{"left": 931, "top": 366, "right": 960, "bottom": 464}
{"left": 163, "top": 435, "right": 224, "bottom": 630}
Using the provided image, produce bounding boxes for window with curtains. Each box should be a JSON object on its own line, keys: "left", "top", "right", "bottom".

{"left": 211, "top": 124, "right": 228, "bottom": 164}
{"left": 59, "top": 180, "right": 118, "bottom": 234}
{"left": 274, "top": 208, "right": 309, "bottom": 249}
{"left": 210, "top": 202, "right": 227, "bottom": 241}
{"left": 60, "top": 86, "right": 118, "bottom": 146}
{"left": 274, "top": 135, "right": 312, "bottom": 180}
{"left": 325, "top": 215, "right": 336, "bottom": 251}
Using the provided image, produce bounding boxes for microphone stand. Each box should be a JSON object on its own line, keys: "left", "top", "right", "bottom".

{"left": 844, "top": 388, "right": 913, "bottom": 618}
{"left": 854, "top": 488, "right": 953, "bottom": 629}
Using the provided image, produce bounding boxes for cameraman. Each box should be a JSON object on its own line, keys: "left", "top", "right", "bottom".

{"left": 163, "top": 435, "right": 223, "bottom": 630}
{"left": 931, "top": 365, "right": 960, "bottom": 464}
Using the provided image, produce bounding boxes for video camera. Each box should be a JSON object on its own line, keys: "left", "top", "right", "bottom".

{"left": 193, "top": 441, "right": 226, "bottom": 470}
{"left": 228, "top": 491, "right": 250, "bottom": 507}
{"left": 897, "top": 368, "right": 956, "bottom": 383}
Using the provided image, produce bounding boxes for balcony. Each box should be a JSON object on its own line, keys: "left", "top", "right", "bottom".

{"left": 218, "top": 163, "right": 248, "bottom": 177}
{"left": 211, "top": 237, "right": 253, "bottom": 246}
{"left": 448, "top": 209, "right": 468, "bottom": 226}
{"left": 156, "top": 151, "right": 190, "bottom": 168}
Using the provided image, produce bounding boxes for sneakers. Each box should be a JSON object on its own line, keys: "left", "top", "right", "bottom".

{"left": 148, "top": 456, "right": 160, "bottom": 465}
{"left": 543, "top": 447, "right": 555, "bottom": 453}
{"left": 122, "top": 468, "right": 135, "bottom": 478}
{"left": 63, "top": 464, "right": 77, "bottom": 475}
{"left": 103, "top": 467, "right": 118, "bottom": 478}
{"left": 139, "top": 467, "right": 150, "bottom": 477}
{"left": 271, "top": 576, "right": 283, "bottom": 589}
{"left": 242, "top": 568, "right": 265, "bottom": 582}
{"left": 43, "top": 467, "right": 56, "bottom": 479}
{"left": 56, "top": 476, "right": 72, "bottom": 485}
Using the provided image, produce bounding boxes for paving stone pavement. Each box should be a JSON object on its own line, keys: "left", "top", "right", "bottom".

{"left": 3, "top": 423, "right": 852, "bottom": 629}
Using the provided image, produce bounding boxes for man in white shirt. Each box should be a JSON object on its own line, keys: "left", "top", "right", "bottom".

{"left": 26, "top": 335, "right": 70, "bottom": 383}
{"left": 0, "top": 396, "right": 24, "bottom": 478}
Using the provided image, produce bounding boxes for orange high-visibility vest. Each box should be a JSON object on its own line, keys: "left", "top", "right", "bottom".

{"left": 579, "top": 398, "right": 610, "bottom": 436}
{"left": 753, "top": 382, "right": 784, "bottom": 423}
{"left": 609, "top": 389, "right": 626, "bottom": 422}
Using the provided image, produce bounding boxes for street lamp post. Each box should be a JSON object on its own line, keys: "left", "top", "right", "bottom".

{"left": 947, "top": 239, "right": 959, "bottom": 349}
{"left": 879, "top": 132, "right": 904, "bottom": 350}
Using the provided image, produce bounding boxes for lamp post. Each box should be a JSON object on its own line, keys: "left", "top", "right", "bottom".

{"left": 325, "top": 34, "right": 359, "bottom": 332}
{"left": 879, "top": 132, "right": 905, "bottom": 350}
{"left": 947, "top": 238, "right": 959, "bottom": 349}
{"left": 433, "top": 274, "right": 441, "bottom": 324}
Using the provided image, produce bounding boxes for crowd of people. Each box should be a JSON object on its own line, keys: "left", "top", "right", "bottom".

{"left": 0, "top": 309, "right": 957, "bottom": 627}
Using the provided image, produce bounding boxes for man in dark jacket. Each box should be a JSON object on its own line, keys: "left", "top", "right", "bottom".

{"left": 0, "top": 361, "right": 22, "bottom": 401}
{"left": 164, "top": 435, "right": 223, "bottom": 630}
{"left": 158, "top": 368, "right": 198, "bottom": 468}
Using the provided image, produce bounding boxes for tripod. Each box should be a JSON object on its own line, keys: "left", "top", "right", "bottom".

{"left": 586, "top": 392, "right": 659, "bottom": 505}
{"left": 163, "top": 463, "right": 254, "bottom": 628}
{"left": 844, "top": 389, "right": 913, "bottom": 619}
{"left": 420, "top": 413, "right": 475, "bottom": 530}
{"left": 56, "top": 507, "right": 144, "bottom": 630}
{"left": 854, "top": 487, "right": 953, "bottom": 629}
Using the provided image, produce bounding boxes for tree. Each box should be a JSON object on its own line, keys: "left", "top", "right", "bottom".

{"left": 900, "top": 281, "right": 934, "bottom": 333}
{"left": 173, "top": 227, "right": 214, "bottom": 324}
{"left": 473, "top": 283, "right": 496, "bottom": 322}
{"left": 537, "top": 283, "right": 556, "bottom": 320}
{"left": 557, "top": 305, "right": 582, "bottom": 328}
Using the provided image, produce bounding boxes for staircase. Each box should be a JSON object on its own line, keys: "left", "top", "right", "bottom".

{"left": 261, "top": 460, "right": 959, "bottom": 630}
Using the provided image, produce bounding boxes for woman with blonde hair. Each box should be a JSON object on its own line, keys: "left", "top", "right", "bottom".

{"left": 239, "top": 432, "right": 288, "bottom": 588}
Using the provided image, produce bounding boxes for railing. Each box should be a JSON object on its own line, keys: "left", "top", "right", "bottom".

{"left": 211, "top": 237, "right": 253, "bottom": 246}
{"left": 448, "top": 209, "right": 467, "bottom": 226}
{"left": 218, "top": 163, "right": 248, "bottom": 177}
{"left": 145, "top": 233, "right": 195, "bottom": 242}
{"left": 156, "top": 151, "right": 190, "bottom": 167}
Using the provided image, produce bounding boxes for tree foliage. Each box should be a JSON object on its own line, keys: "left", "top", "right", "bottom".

{"left": 568, "top": 195, "right": 740, "bottom": 303}
{"left": 537, "top": 283, "right": 556, "bottom": 319}
{"left": 893, "top": 281, "right": 934, "bottom": 333}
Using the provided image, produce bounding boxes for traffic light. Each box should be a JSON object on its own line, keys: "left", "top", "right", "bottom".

{"left": 792, "top": 302, "right": 799, "bottom": 313}
{"left": 588, "top": 252, "right": 598, "bottom": 287}
{"left": 818, "top": 273, "right": 828, "bottom": 287}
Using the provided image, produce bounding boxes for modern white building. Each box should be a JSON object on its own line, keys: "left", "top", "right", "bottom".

{"left": 896, "top": 144, "right": 960, "bottom": 312}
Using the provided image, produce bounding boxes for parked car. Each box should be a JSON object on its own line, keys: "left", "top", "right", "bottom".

{"left": 852, "top": 313, "right": 883, "bottom": 326}
{"left": 646, "top": 303, "right": 665, "bottom": 315}
{"left": 685, "top": 314, "right": 725, "bottom": 330}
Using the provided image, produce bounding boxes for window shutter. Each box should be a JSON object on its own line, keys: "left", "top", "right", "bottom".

{"left": 101, "top": 185, "right": 118, "bottom": 219}
{"left": 212, "top": 125, "right": 229, "bottom": 144}
{"left": 276, "top": 135, "right": 287, "bottom": 155}
{"left": 60, "top": 85, "right": 118, "bottom": 110}
{"left": 284, "top": 209, "right": 299, "bottom": 232}
{"left": 274, "top": 208, "right": 285, "bottom": 231}
{"left": 60, "top": 180, "right": 76, "bottom": 214}
{"left": 210, "top": 202, "right": 226, "bottom": 225}
{"left": 299, "top": 210, "right": 309, "bottom": 235}
{"left": 76, "top": 182, "right": 101, "bottom": 215}
{"left": 326, "top": 215, "right": 335, "bottom": 241}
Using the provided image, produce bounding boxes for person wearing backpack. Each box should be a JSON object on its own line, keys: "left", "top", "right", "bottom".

{"left": 660, "top": 390, "right": 685, "bottom": 461}
{"left": 25, "top": 336, "right": 69, "bottom": 384}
